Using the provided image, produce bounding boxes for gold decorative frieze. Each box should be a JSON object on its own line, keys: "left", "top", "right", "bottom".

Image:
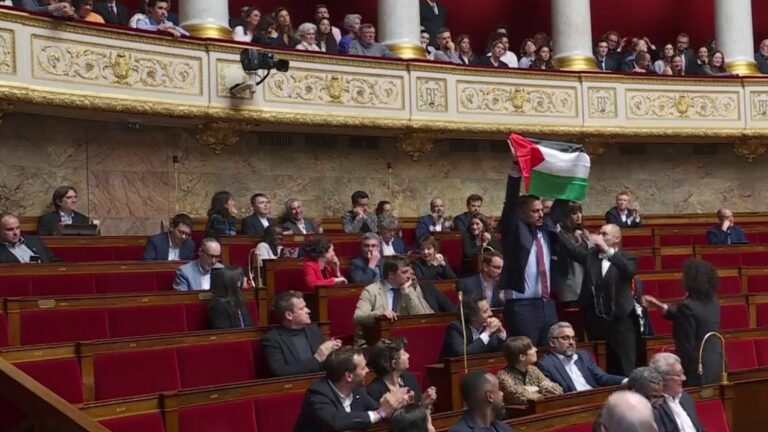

{"left": 31, "top": 35, "right": 202, "bottom": 95}
{"left": 416, "top": 78, "right": 447, "bottom": 112}
{"left": 750, "top": 92, "right": 768, "bottom": 121}
{"left": 398, "top": 132, "right": 441, "bottom": 161}
{"left": 457, "top": 81, "right": 578, "bottom": 117}
{"left": 265, "top": 68, "right": 404, "bottom": 110}
{"left": 0, "top": 28, "right": 14, "bottom": 74}
{"left": 734, "top": 139, "right": 767, "bottom": 162}
{"left": 196, "top": 122, "right": 247, "bottom": 154}
{"left": 216, "top": 59, "right": 250, "bottom": 99}
{"left": 626, "top": 91, "right": 739, "bottom": 120}
{"left": 587, "top": 87, "right": 617, "bottom": 118}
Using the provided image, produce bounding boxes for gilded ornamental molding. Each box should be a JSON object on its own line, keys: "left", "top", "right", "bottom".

{"left": 0, "top": 29, "right": 14, "bottom": 75}
{"left": 587, "top": 87, "right": 617, "bottom": 119}
{"left": 196, "top": 122, "right": 248, "bottom": 154}
{"left": 416, "top": 78, "right": 447, "bottom": 112}
{"left": 398, "top": 132, "right": 441, "bottom": 161}
{"left": 734, "top": 139, "right": 767, "bottom": 162}
{"left": 457, "top": 81, "right": 578, "bottom": 117}
{"left": 626, "top": 91, "right": 739, "bottom": 120}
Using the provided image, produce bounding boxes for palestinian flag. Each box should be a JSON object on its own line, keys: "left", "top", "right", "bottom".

{"left": 507, "top": 133, "right": 591, "bottom": 202}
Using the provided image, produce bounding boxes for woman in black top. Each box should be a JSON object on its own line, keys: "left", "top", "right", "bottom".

{"left": 272, "top": 7, "right": 299, "bottom": 48}
{"left": 254, "top": 16, "right": 280, "bottom": 46}
{"left": 208, "top": 266, "right": 253, "bottom": 329}
{"left": 205, "top": 191, "right": 238, "bottom": 238}
{"left": 643, "top": 259, "right": 722, "bottom": 386}
{"left": 530, "top": 45, "right": 556, "bottom": 70}
{"left": 316, "top": 17, "right": 338, "bottom": 53}
{"left": 461, "top": 214, "right": 500, "bottom": 274}
{"left": 412, "top": 235, "right": 457, "bottom": 281}
{"left": 366, "top": 337, "right": 437, "bottom": 409}
{"left": 476, "top": 39, "right": 508, "bottom": 68}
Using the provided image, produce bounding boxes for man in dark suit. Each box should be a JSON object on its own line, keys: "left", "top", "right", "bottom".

{"left": 440, "top": 294, "right": 505, "bottom": 360}
{"left": 0, "top": 214, "right": 59, "bottom": 264}
{"left": 500, "top": 155, "right": 566, "bottom": 347}
{"left": 453, "top": 194, "right": 483, "bottom": 233}
{"left": 605, "top": 190, "right": 641, "bottom": 228}
{"left": 675, "top": 33, "right": 698, "bottom": 76}
{"left": 419, "top": 0, "right": 447, "bottom": 50}
{"left": 419, "top": 279, "right": 455, "bottom": 313}
{"left": 93, "top": 0, "right": 129, "bottom": 26}
{"left": 293, "top": 346, "right": 409, "bottom": 432}
{"left": 262, "top": 290, "right": 341, "bottom": 377}
{"left": 415, "top": 198, "right": 452, "bottom": 243}
{"left": 448, "top": 371, "right": 513, "bottom": 432}
{"left": 755, "top": 39, "right": 768, "bottom": 74}
{"left": 559, "top": 223, "right": 639, "bottom": 376}
{"left": 378, "top": 215, "right": 406, "bottom": 256}
{"left": 538, "top": 322, "right": 626, "bottom": 393}
{"left": 37, "top": 186, "right": 90, "bottom": 236}
{"left": 650, "top": 353, "right": 705, "bottom": 432}
{"left": 242, "top": 193, "right": 276, "bottom": 236}
{"left": 594, "top": 40, "right": 619, "bottom": 71}
{"left": 707, "top": 208, "right": 749, "bottom": 245}
{"left": 282, "top": 198, "right": 320, "bottom": 234}
{"left": 143, "top": 213, "right": 195, "bottom": 261}
{"left": 458, "top": 250, "right": 505, "bottom": 308}
{"left": 349, "top": 232, "right": 382, "bottom": 284}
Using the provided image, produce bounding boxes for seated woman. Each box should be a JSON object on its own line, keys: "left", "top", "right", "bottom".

{"left": 496, "top": 336, "right": 563, "bottom": 404}
{"left": 316, "top": 17, "right": 338, "bottom": 53}
{"left": 205, "top": 191, "right": 238, "bottom": 238}
{"left": 461, "top": 214, "right": 500, "bottom": 274}
{"left": 456, "top": 34, "right": 476, "bottom": 65}
{"left": 530, "top": 45, "right": 556, "bottom": 70}
{"left": 366, "top": 337, "right": 437, "bottom": 409}
{"left": 255, "top": 225, "right": 285, "bottom": 266}
{"left": 412, "top": 236, "right": 457, "bottom": 281}
{"left": 302, "top": 236, "right": 347, "bottom": 291}
{"left": 208, "top": 266, "right": 253, "bottom": 329}
{"left": 476, "top": 39, "right": 508, "bottom": 68}
{"left": 254, "top": 16, "right": 280, "bottom": 46}
{"left": 37, "top": 186, "right": 90, "bottom": 235}
{"left": 232, "top": 6, "right": 261, "bottom": 43}
{"left": 73, "top": 0, "right": 104, "bottom": 22}
{"left": 295, "top": 22, "right": 320, "bottom": 51}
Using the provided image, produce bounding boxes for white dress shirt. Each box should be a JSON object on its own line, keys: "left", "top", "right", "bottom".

{"left": 381, "top": 241, "right": 396, "bottom": 256}
{"left": 3, "top": 240, "right": 35, "bottom": 263}
{"left": 58, "top": 210, "right": 73, "bottom": 225}
{"left": 328, "top": 380, "right": 380, "bottom": 423}
{"left": 200, "top": 266, "right": 212, "bottom": 290}
{"left": 509, "top": 229, "right": 550, "bottom": 299}
{"left": 600, "top": 248, "right": 615, "bottom": 277}
{"left": 664, "top": 394, "right": 697, "bottom": 432}
{"left": 258, "top": 216, "right": 270, "bottom": 228}
{"left": 556, "top": 353, "right": 593, "bottom": 391}
{"left": 167, "top": 234, "right": 181, "bottom": 261}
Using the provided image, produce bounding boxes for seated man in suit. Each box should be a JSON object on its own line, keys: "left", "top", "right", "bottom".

{"left": 453, "top": 194, "right": 483, "bottom": 233}
{"left": 605, "top": 190, "right": 641, "bottom": 228}
{"left": 415, "top": 198, "right": 453, "bottom": 242}
{"left": 349, "top": 232, "right": 382, "bottom": 284}
{"left": 594, "top": 39, "right": 619, "bottom": 71}
{"left": 143, "top": 213, "right": 195, "bottom": 261}
{"left": 242, "top": 193, "right": 277, "bottom": 236}
{"left": 440, "top": 293, "right": 506, "bottom": 360}
{"left": 262, "top": 290, "right": 341, "bottom": 377}
{"left": 135, "top": 0, "right": 188, "bottom": 38}
{"left": 353, "top": 255, "right": 434, "bottom": 346}
{"left": 650, "top": 353, "right": 704, "bottom": 432}
{"left": 707, "top": 208, "right": 749, "bottom": 245}
{"left": 0, "top": 213, "right": 59, "bottom": 264}
{"left": 93, "top": 0, "right": 129, "bottom": 26}
{"left": 173, "top": 237, "right": 223, "bottom": 291}
{"left": 282, "top": 198, "right": 321, "bottom": 234}
{"left": 537, "top": 322, "right": 626, "bottom": 393}
{"left": 378, "top": 215, "right": 406, "bottom": 256}
{"left": 458, "top": 250, "right": 505, "bottom": 308}
{"left": 37, "top": 186, "right": 90, "bottom": 235}
{"left": 341, "top": 190, "right": 378, "bottom": 234}
{"left": 448, "top": 371, "right": 512, "bottom": 432}
{"left": 293, "top": 346, "right": 409, "bottom": 432}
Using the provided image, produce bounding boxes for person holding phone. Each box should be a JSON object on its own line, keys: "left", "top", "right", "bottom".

{"left": 605, "top": 190, "right": 641, "bottom": 228}
{"left": 0, "top": 213, "right": 59, "bottom": 264}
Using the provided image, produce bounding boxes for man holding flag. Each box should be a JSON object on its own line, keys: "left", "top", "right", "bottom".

{"left": 499, "top": 133, "right": 590, "bottom": 347}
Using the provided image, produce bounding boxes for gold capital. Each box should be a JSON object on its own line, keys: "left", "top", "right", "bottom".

{"left": 385, "top": 43, "right": 426, "bottom": 59}
{"left": 196, "top": 122, "right": 246, "bottom": 154}
{"left": 726, "top": 60, "right": 761, "bottom": 76}
{"left": 734, "top": 139, "right": 767, "bottom": 162}
{"left": 553, "top": 54, "right": 598, "bottom": 71}
{"left": 398, "top": 132, "right": 439, "bottom": 161}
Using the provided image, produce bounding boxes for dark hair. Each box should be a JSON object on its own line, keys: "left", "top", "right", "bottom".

{"left": 207, "top": 191, "right": 234, "bottom": 218}
{"left": 325, "top": 346, "right": 362, "bottom": 382}
{"left": 435, "top": 27, "right": 450, "bottom": 37}
{"left": 250, "top": 193, "right": 267, "bottom": 207}
{"left": 272, "top": 6, "right": 293, "bottom": 32}
{"left": 460, "top": 293, "right": 485, "bottom": 322}
{"left": 351, "top": 191, "right": 369, "bottom": 206}
{"left": 486, "top": 31, "right": 507, "bottom": 52}
{"left": 147, "top": 0, "right": 169, "bottom": 9}
{"left": 517, "top": 194, "right": 541, "bottom": 212}
{"left": 502, "top": 336, "right": 534, "bottom": 365}
{"left": 170, "top": 213, "right": 193, "bottom": 229}
{"left": 558, "top": 201, "right": 583, "bottom": 234}
{"left": 52, "top": 186, "right": 77, "bottom": 211}
{"left": 274, "top": 290, "right": 303, "bottom": 320}
{"left": 304, "top": 236, "right": 332, "bottom": 259}
{"left": 456, "top": 34, "right": 474, "bottom": 60}
{"left": 481, "top": 250, "right": 503, "bottom": 266}
{"left": 532, "top": 45, "right": 555, "bottom": 69}
{"left": 682, "top": 258, "right": 718, "bottom": 301}
{"left": 389, "top": 406, "right": 429, "bottom": 432}
{"left": 264, "top": 224, "right": 282, "bottom": 242}
{"left": 258, "top": 15, "right": 277, "bottom": 34}
{"left": 317, "top": 17, "right": 332, "bottom": 35}
{"left": 72, "top": 0, "right": 93, "bottom": 9}
{"left": 466, "top": 194, "right": 483, "bottom": 206}
{"left": 382, "top": 255, "right": 409, "bottom": 279}
{"left": 466, "top": 213, "right": 491, "bottom": 236}
{"left": 419, "top": 235, "right": 439, "bottom": 251}
{"left": 367, "top": 337, "right": 407, "bottom": 377}
{"left": 210, "top": 266, "right": 247, "bottom": 311}
{"left": 375, "top": 200, "right": 391, "bottom": 217}
{"left": 460, "top": 371, "right": 491, "bottom": 409}
{"left": 519, "top": 37, "right": 535, "bottom": 57}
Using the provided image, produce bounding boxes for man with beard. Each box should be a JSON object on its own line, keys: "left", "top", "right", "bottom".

{"left": 448, "top": 371, "right": 513, "bottom": 432}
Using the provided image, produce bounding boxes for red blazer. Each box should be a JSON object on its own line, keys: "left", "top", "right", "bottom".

{"left": 303, "top": 260, "right": 336, "bottom": 291}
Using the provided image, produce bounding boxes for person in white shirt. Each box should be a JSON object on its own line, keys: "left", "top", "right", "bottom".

{"left": 605, "top": 190, "right": 641, "bottom": 228}
{"left": 485, "top": 33, "right": 518, "bottom": 68}
{"left": 173, "top": 238, "right": 223, "bottom": 291}
{"left": 143, "top": 213, "right": 195, "bottom": 261}
{"left": 282, "top": 198, "right": 322, "bottom": 234}
{"left": 232, "top": 7, "right": 261, "bottom": 43}
{"left": 649, "top": 353, "right": 704, "bottom": 432}
{"left": 0, "top": 0, "right": 13, "bottom": 6}
{"left": 255, "top": 225, "right": 285, "bottom": 266}
{"left": 295, "top": 22, "right": 321, "bottom": 51}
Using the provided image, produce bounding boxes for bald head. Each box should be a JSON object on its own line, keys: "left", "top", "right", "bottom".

{"left": 600, "top": 390, "right": 657, "bottom": 432}
{"left": 599, "top": 223, "right": 622, "bottom": 248}
{"left": 716, "top": 208, "right": 733, "bottom": 223}
{"left": 0, "top": 214, "right": 22, "bottom": 245}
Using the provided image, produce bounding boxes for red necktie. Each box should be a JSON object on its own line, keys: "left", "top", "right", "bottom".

{"left": 534, "top": 231, "right": 549, "bottom": 300}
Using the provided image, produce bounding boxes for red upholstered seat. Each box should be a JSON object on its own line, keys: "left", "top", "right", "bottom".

{"left": 327, "top": 294, "right": 360, "bottom": 343}
{"left": 0, "top": 314, "right": 8, "bottom": 347}
{"left": 176, "top": 340, "right": 256, "bottom": 388}
{"left": 183, "top": 303, "right": 209, "bottom": 332}
{"left": 640, "top": 280, "right": 659, "bottom": 298}
{"left": 725, "top": 339, "right": 758, "bottom": 371}
{"left": 112, "top": 246, "right": 146, "bottom": 261}
{"left": 622, "top": 235, "right": 653, "bottom": 248}
{"left": 93, "top": 348, "right": 180, "bottom": 400}
{"left": 660, "top": 234, "right": 694, "bottom": 247}
{"left": 548, "top": 423, "right": 594, "bottom": 432}
{"left": 657, "top": 279, "right": 685, "bottom": 300}
{"left": 740, "top": 251, "right": 768, "bottom": 267}
{"left": 718, "top": 275, "right": 742, "bottom": 295}
{"left": 720, "top": 304, "right": 750, "bottom": 330}
{"left": 756, "top": 304, "right": 768, "bottom": 327}
{"left": 661, "top": 254, "right": 690, "bottom": 270}
{"left": 50, "top": 247, "right": 115, "bottom": 262}
{"left": 251, "top": 339, "right": 269, "bottom": 378}
{"left": 746, "top": 275, "right": 768, "bottom": 293}
{"left": 107, "top": 304, "right": 187, "bottom": 338}
{"left": 30, "top": 274, "right": 96, "bottom": 296}
{"left": 694, "top": 399, "right": 730, "bottom": 432}
{"left": 274, "top": 267, "right": 307, "bottom": 296}
{"left": 332, "top": 240, "right": 363, "bottom": 259}
{"left": 178, "top": 399, "right": 257, "bottom": 432}
{"left": 94, "top": 273, "right": 161, "bottom": 294}
{"left": 100, "top": 412, "right": 166, "bottom": 432}
{"left": 391, "top": 323, "right": 449, "bottom": 378}
{"left": 755, "top": 338, "right": 768, "bottom": 366}
{"left": 700, "top": 253, "right": 741, "bottom": 268}
{"left": 636, "top": 255, "right": 656, "bottom": 271}
{"left": 439, "top": 238, "right": 462, "bottom": 272}
{"left": 252, "top": 391, "right": 306, "bottom": 432}
{"left": 155, "top": 272, "right": 177, "bottom": 291}
{"left": 401, "top": 230, "right": 416, "bottom": 250}
{"left": 647, "top": 309, "right": 672, "bottom": 336}
{"left": 228, "top": 244, "right": 256, "bottom": 268}
{"left": 0, "top": 276, "right": 33, "bottom": 297}
{"left": 15, "top": 358, "right": 84, "bottom": 403}
{"left": 20, "top": 308, "right": 110, "bottom": 345}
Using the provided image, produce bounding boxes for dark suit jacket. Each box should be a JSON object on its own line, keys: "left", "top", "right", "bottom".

{"left": 93, "top": 0, "right": 129, "bottom": 26}
{"left": 537, "top": 350, "right": 625, "bottom": 393}
{"left": 143, "top": 232, "right": 195, "bottom": 261}
{"left": 458, "top": 274, "right": 504, "bottom": 308}
{"left": 283, "top": 218, "right": 318, "bottom": 235}
{"left": 680, "top": 49, "right": 698, "bottom": 75}
{"left": 448, "top": 412, "right": 514, "bottom": 432}
{"left": 654, "top": 392, "right": 704, "bottom": 432}
{"left": 241, "top": 214, "right": 276, "bottom": 236}
{"left": 594, "top": 54, "right": 620, "bottom": 72}
{"left": 293, "top": 379, "right": 378, "bottom": 432}
{"left": 415, "top": 214, "right": 450, "bottom": 243}
{"left": 706, "top": 224, "right": 748, "bottom": 245}
{"left": 419, "top": 0, "right": 447, "bottom": 48}
{"left": 0, "top": 236, "right": 59, "bottom": 264}
{"left": 412, "top": 257, "right": 457, "bottom": 281}
{"left": 756, "top": 52, "right": 768, "bottom": 74}
{"left": 207, "top": 298, "right": 252, "bottom": 330}
{"left": 262, "top": 324, "right": 325, "bottom": 377}
{"left": 349, "top": 256, "right": 381, "bottom": 285}
{"left": 366, "top": 370, "right": 422, "bottom": 403}
{"left": 604, "top": 207, "right": 641, "bottom": 228}
{"left": 665, "top": 297, "right": 722, "bottom": 386}
{"left": 381, "top": 237, "right": 406, "bottom": 255}
{"left": 420, "top": 280, "right": 455, "bottom": 313}
{"left": 37, "top": 211, "right": 89, "bottom": 235}
{"left": 440, "top": 320, "right": 504, "bottom": 360}
{"left": 453, "top": 212, "right": 472, "bottom": 233}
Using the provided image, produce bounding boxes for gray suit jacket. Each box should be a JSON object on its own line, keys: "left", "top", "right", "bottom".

{"left": 173, "top": 261, "right": 224, "bottom": 291}
{"left": 283, "top": 218, "right": 318, "bottom": 234}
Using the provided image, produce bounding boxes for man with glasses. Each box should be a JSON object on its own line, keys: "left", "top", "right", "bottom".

{"left": 458, "top": 250, "right": 505, "bottom": 308}
{"left": 144, "top": 213, "right": 195, "bottom": 261}
{"left": 537, "top": 322, "right": 626, "bottom": 393}
{"left": 649, "top": 353, "right": 704, "bottom": 432}
{"left": 349, "top": 232, "right": 383, "bottom": 284}
{"left": 173, "top": 237, "right": 223, "bottom": 291}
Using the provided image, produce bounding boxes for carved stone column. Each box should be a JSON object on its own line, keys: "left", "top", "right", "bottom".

{"left": 196, "top": 122, "right": 245, "bottom": 154}
{"left": 734, "top": 139, "right": 767, "bottom": 162}
{"left": 398, "top": 132, "right": 439, "bottom": 161}
{"left": 715, "top": 0, "right": 760, "bottom": 75}
{"left": 551, "top": 0, "right": 597, "bottom": 70}
{"left": 180, "top": 1, "right": 231, "bottom": 40}
{"left": 378, "top": 0, "right": 425, "bottom": 59}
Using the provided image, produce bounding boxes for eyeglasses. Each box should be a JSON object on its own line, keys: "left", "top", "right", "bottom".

{"left": 552, "top": 335, "right": 578, "bottom": 342}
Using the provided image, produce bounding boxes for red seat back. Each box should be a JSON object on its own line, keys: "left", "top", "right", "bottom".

{"left": 176, "top": 340, "right": 256, "bottom": 388}
{"left": 725, "top": 339, "right": 758, "bottom": 371}
{"left": 100, "top": 412, "right": 166, "bottom": 432}
{"left": 390, "top": 324, "right": 449, "bottom": 378}
{"left": 228, "top": 244, "right": 256, "bottom": 268}
{"left": 183, "top": 303, "right": 210, "bottom": 332}
{"left": 327, "top": 295, "right": 360, "bottom": 342}
{"left": 661, "top": 254, "right": 691, "bottom": 270}
{"left": 656, "top": 279, "right": 684, "bottom": 300}
{"left": 0, "top": 314, "right": 8, "bottom": 347}
{"left": 0, "top": 276, "right": 33, "bottom": 297}
{"left": 647, "top": 309, "right": 672, "bottom": 336}
{"left": 718, "top": 275, "right": 742, "bottom": 295}
{"left": 20, "top": 309, "right": 109, "bottom": 345}
{"left": 94, "top": 273, "right": 161, "bottom": 294}
{"left": 640, "top": 280, "right": 659, "bottom": 298}
{"left": 548, "top": 423, "right": 594, "bottom": 432}
{"left": 755, "top": 338, "right": 768, "bottom": 366}
{"left": 252, "top": 391, "right": 306, "bottom": 432}
{"left": 740, "top": 251, "right": 768, "bottom": 267}
{"left": 660, "top": 234, "right": 695, "bottom": 247}
{"left": 636, "top": 255, "right": 656, "bottom": 271}
{"left": 273, "top": 267, "right": 306, "bottom": 296}
{"left": 332, "top": 240, "right": 363, "bottom": 259}
{"left": 50, "top": 247, "right": 115, "bottom": 262}
{"left": 694, "top": 399, "right": 729, "bottom": 432}
{"left": 756, "top": 303, "right": 768, "bottom": 327}
{"left": 251, "top": 339, "right": 269, "bottom": 378}
{"left": 93, "top": 348, "right": 180, "bottom": 400}
{"left": 107, "top": 304, "right": 188, "bottom": 338}
{"left": 746, "top": 274, "right": 768, "bottom": 293}
{"left": 700, "top": 252, "right": 741, "bottom": 268}
{"left": 720, "top": 304, "right": 750, "bottom": 330}
{"left": 439, "top": 237, "right": 462, "bottom": 271}
{"left": 178, "top": 399, "right": 257, "bottom": 432}
{"left": 15, "top": 358, "right": 84, "bottom": 403}
{"left": 622, "top": 235, "right": 653, "bottom": 248}
{"left": 30, "top": 274, "right": 96, "bottom": 296}
{"left": 112, "top": 246, "right": 147, "bottom": 261}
